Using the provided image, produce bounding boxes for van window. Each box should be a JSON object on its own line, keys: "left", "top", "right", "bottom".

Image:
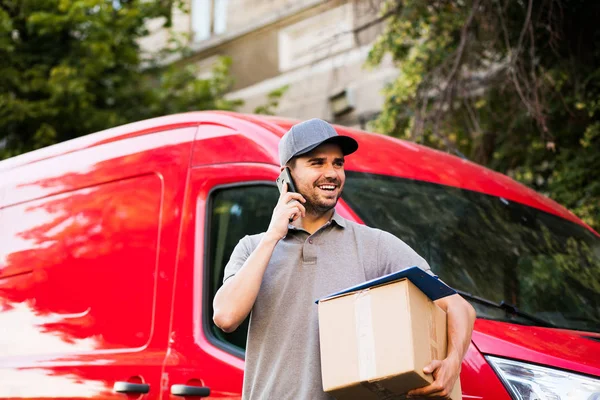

{"left": 342, "top": 171, "right": 600, "bottom": 333}
{"left": 205, "top": 184, "right": 278, "bottom": 352}
{"left": 0, "top": 175, "right": 162, "bottom": 356}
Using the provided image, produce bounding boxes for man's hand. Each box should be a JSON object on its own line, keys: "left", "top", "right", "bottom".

{"left": 266, "top": 182, "right": 306, "bottom": 241}
{"left": 406, "top": 293, "right": 474, "bottom": 398}
{"left": 407, "top": 355, "right": 461, "bottom": 399}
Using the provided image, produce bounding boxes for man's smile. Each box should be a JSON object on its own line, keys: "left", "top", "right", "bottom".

{"left": 317, "top": 184, "right": 337, "bottom": 192}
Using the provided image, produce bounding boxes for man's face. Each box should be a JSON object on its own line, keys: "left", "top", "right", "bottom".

{"left": 289, "top": 143, "right": 346, "bottom": 214}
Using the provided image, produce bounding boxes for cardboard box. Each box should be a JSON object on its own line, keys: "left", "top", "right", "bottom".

{"left": 318, "top": 278, "right": 462, "bottom": 399}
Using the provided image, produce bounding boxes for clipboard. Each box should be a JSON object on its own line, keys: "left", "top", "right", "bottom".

{"left": 317, "top": 266, "right": 456, "bottom": 303}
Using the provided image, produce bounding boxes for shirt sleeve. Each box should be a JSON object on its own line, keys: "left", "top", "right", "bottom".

{"left": 223, "top": 235, "right": 254, "bottom": 283}
{"left": 376, "top": 230, "right": 434, "bottom": 277}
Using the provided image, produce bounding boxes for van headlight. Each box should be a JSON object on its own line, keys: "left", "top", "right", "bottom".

{"left": 486, "top": 356, "right": 600, "bottom": 399}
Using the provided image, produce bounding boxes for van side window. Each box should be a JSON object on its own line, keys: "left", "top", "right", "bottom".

{"left": 206, "top": 184, "right": 278, "bottom": 352}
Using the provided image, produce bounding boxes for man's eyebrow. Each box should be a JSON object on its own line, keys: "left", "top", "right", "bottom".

{"left": 306, "top": 156, "right": 345, "bottom": 163}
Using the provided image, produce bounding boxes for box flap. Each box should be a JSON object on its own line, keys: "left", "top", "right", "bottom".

{"left": 316, "top": 266, "right": 456, "bottom": 303}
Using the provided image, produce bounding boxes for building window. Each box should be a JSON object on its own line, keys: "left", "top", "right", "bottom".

{"left": 204, "top": 184, "right": 278, "bottom": 352}
{"left": 191, "top": 0, "right": 228, "bottom": 42}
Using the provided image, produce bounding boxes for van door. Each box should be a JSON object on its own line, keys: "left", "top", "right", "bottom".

{"left": 0, "top": 176, "right": 166, "bottom": 399}
{"left": 0, "top": 127, "right": 196, "bottom": 399}
{"left": 161, "top": 163, "right": 280, "bottom": 399}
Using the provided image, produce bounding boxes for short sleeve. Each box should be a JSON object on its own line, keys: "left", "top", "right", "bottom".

{"left": 376, "top": 230, "right": 434, "bottom": 276}
{"left": 223, "top": 235, "right": 255, "bottom": 283}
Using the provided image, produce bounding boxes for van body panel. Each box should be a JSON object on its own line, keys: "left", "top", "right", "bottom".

{"left": 1, "top": 112, "right": 598, "bottom": 399}
{"left": 0, "top": 127, "right": 196, "bottom": 399}
{"left": 455, "top": 344, "right": 512, "bottom": 400}
{"left": 472, "top": 320, "right": 600, "bottom": 377}
{"left": 162, "top": 163, "right": 282, "bottom": 398}
{"left": 0, "top": 175, "right": 161, "bottom": 354}
{"left": 1, "top": 111, "right": 586, "bottom": 231}
{"left": 0, "top": 115, "right": 203, "bottom": 173}
{"left": 0, "top": 128, "right": 195, "bottom": 208}
{"left": 191, "top": 123, "right": 278, "bottom": 167}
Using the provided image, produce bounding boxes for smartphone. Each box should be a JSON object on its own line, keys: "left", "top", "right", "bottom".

{"left": 276, "top": 167, "right": 297, "bottom": 193}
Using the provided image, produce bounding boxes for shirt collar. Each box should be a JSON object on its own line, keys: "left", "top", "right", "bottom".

{"left": 330, "top": 210, "right": 347, "bottom": 229}
{"left": 286, "top": 210, "right": 347, "bottom": 232}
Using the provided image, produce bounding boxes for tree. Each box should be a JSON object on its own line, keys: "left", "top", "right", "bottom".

{"left": 0, "top": 0, "right": 241, "bottom": 159}
{"left": 367, "top": 0, "right": 600, "bottom": 230}
{"left": 254, "top": 85, "right": 290, "bottom": 116}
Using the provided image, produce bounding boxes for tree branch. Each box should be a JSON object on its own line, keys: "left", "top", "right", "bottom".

{"left": 515, "top": 0, "right": 534, "bottom": 59}
{"left": 427, "top": 0, "right": 481, "bottom": 152}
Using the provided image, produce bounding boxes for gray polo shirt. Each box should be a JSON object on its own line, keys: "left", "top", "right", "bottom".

{"left": 223, "top": 212, "right": 432, "bottom": 400}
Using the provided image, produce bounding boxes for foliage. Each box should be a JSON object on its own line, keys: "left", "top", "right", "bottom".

{"left": 0, "top": 0, "right": 241, "bottom": 159}
{"left": 254, "top": 85, "right": 290, "bottom": 115}
{"left": 368, "top": 0, "right": 600, "bottom": 230}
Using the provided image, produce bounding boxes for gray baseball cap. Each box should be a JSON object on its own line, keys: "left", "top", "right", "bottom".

{"left": 278, "top": 118, "right": 359, "bottom": 166}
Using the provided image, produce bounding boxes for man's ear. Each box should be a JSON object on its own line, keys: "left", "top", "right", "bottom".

{"left": 285, "top": 157, "right": 297, "bottom": 170}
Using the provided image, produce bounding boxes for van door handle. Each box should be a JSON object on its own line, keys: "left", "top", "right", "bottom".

{"left": 171, "top": 384, "right": 211, "bottom": 397}
{"left": 113, "top": 381, "right": 150, "bottom": 394}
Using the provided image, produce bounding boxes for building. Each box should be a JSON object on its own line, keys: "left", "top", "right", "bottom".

{"left": 140, "top": 0, "right": 398, "bottom": 128}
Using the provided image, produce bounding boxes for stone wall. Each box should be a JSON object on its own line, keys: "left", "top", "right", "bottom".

{"left": 138, "top": 0, "right": 393, "bottom": 127}
{"left": 227, "top": 0, "right": 323, "bottom": 33}
{"left": 228, "top": 47, "right": 396, "bottom": 126}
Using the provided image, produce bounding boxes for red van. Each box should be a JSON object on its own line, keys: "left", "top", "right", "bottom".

{"left": 0, "top": 111, "right": 598, "bottom": 399}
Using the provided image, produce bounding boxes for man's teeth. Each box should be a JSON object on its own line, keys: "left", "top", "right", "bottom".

{"left": 319, "top": 185, "right": 336, "bottom": 190}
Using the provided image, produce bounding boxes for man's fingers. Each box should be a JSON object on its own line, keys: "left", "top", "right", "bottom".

{"left": 418, "top": 389, "right": 450, "bottom": 399}
{"left": 288, "top": 203, "right": 306, "bottom": 219}
{"left": 276, "top": 188, "right": 306, "bottom": 223}
{"left": 424, "top": 389, "right": 450, "bottom": 399}
{"left": 407, "top": 382, "right": 443, "bottom": 397}
{"left": 289, "top": 206, "right": 302, "bottom": 221}
{"left": 279, "top": 182, "right": 288, "bottom": 198}
{"left": 423, "top": 359, "right": 442, "bottom": 374}
{"left": 284, "top": 192, "right": 306, "bottom": 203}
{"left": 295, "top": 202, "right": 306, "bottom": 217}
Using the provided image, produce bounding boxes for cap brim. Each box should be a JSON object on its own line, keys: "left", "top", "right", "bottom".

{"left": 294, "top": 135, "right": 359, "bottom": 159}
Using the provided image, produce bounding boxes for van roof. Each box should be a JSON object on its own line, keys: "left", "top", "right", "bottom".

{"left": 256, "top": 114, "right": 594, "bottom": 233}
{"left": 0, "top": 111, "right": 594, "bottom": 234}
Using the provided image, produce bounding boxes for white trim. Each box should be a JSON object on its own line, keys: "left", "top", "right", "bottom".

{"left": 191, "top": 0, "right": 211, "bottom": 41}
{"left": 189, "top": 0, "right": 323, "bottom": 54}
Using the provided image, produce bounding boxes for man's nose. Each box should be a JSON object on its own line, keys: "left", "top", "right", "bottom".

{"left": 323, "top": 164, "right": 337, "bottom": 178}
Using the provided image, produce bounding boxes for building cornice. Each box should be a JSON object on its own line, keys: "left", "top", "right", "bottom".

{"left": 161, "top": 0, "right": 340, "bottom": 65}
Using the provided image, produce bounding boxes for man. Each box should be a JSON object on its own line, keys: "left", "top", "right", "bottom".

{"left": 213, "top": 119, "right": 476, "bottom": 399}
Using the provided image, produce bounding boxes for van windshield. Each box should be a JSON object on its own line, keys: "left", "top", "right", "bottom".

{"left": 343, "top": 172, "right": 600, "bottom": 333}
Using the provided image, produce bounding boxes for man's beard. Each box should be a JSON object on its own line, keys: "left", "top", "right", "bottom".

{"left": 301, "top": 187, "right": 343, "bottom": 216}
